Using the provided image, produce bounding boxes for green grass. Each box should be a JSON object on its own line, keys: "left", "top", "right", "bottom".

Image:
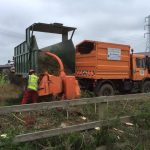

{"left": 0, "top": 74, "right": 9, "bottom": 85}
{"left": 0, "top": 101, "right": 150, "bottom": 150}
{"left": 0, "top": 84, "right": 22, "bottom": 106}
{"left": 0, "top": 73, "right": 22, "bottom": 106}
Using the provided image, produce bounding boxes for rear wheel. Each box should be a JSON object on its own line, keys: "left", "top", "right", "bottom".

{"left": 141, "top": 81, "right": 150, "bottom": 93}
{"left": 96, "top": 84, "right": 114, "bottom": 96}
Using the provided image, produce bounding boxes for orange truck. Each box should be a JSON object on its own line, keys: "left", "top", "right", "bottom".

{"left": 75, "top": 40, "right": 150, "bottom": 96}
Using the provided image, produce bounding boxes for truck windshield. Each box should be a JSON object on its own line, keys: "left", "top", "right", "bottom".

{"left": 136, "top": 58, "right": 145, "bottom": 68}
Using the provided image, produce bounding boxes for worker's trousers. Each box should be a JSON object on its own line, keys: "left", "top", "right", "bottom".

{"left": 21, "top": 90, "right": 38, "bottom": 104}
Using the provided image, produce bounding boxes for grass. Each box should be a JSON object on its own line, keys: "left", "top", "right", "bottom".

{"left": 1, "top": 100, "right": 150, "bottom": 149}
{"left": 0, "top": 74, "right": 9, "bottom": 85}
{"left": 0, "top": 73, "right": 22, "bottom": 106}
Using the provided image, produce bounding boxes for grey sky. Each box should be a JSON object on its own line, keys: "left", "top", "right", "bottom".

{"left": 0, "top": 0, "right": 150, "bottom": 64}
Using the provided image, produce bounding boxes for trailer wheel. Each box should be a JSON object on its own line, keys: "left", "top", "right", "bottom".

{"left": 96, "top": 84, "right": 114, "bottom": 96}
{"left": 142, "top": 81, "right": 150, "bottom": 93}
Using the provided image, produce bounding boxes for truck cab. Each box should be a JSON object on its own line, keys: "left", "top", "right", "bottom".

{"left": 132, "top": 53, "right": 150, "bottom": 93}
{"left": 132, "top": 54, "right": 146, "bottom": 81}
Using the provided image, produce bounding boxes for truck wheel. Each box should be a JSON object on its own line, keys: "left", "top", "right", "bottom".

{"left": 142, "top": 81, "right": 150, "bottom": 93}
{"left": 97, "top": 84, "right": 114, "bottom": 96}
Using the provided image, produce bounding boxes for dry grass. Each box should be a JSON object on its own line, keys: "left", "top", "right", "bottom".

{"left": 0, "top": 84, "right": 22, "bottom": 104}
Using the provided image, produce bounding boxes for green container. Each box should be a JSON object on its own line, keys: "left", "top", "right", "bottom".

{"left": 14, "top": 36, "right": 75, "bottom": 77}
{"left": 14, "top": 23, "right": 76, "bottom": 77}
{"left": 40, "top": 39, "right": 75, "bottom": 74}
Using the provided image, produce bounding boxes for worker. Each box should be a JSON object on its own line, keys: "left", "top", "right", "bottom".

{"left": 21, "top": 69, "right": 39, "bottom": 104}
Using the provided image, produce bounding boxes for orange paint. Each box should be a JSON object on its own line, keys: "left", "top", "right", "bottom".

{"left": 38, "top": 52, "right": 80, "bottom": 99}
{"left": 75, "top": 40, "right": 130, "bottom": 80}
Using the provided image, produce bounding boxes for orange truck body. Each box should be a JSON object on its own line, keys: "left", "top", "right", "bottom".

{"left": 76, "top": 40, "right": 131, "bottom": 80}
{"left": 75, "top": 40, "right": 150, "bottom": 96}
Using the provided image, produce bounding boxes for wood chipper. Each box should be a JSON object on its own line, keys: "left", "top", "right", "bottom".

{"left": 38, "top": 51, "right": 80, "bottom": 99}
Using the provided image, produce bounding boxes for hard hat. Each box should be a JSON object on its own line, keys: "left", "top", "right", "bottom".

{"left": 29, "top": 69, "right": 35, "bottom": 73}
{"left": 10, "top": 67, "right": 15, "bottom": 73}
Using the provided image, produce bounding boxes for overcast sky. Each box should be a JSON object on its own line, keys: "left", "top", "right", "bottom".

{"left": 0, "top": 0, "right": 150, "bottom": 64}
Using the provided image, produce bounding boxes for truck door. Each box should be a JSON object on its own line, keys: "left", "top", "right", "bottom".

{"left": 133, "top": 57, "right": 146, "bottom": 80}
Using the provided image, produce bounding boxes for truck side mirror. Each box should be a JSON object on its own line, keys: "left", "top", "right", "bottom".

{"left": 131, "top": 49, "right": 134, "bottom": 54}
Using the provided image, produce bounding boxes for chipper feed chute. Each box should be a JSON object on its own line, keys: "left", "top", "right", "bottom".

{"left": 38, "top": 51, "right": 80, "bottom": 100}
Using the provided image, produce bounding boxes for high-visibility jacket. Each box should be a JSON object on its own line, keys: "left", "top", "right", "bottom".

{"left": 27, "top": 74, "right": 39, "bottom": 91}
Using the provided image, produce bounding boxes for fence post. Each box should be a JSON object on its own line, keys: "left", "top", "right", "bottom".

{"left": 98, "top": 102, "right": 107, "bottom": 120}
{"left": 95, "top": 103, "right": 97, "bottom": 113}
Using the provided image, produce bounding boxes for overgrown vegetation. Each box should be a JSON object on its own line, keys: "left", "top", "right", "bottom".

{"left": 1, "top": 100, "right": 150, "bottom": 149}
{"left": 0, "top": 128, "right": 120, "bottom": 150}
{"left": 0, "top": 74, "right": 9, "bottom": 85}
{"left": 0, "top": 73, "right": 22, "bottom": 105}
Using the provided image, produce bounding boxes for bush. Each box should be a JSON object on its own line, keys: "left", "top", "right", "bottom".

{"left": 0, "top": 84, "right": 22, "bottom": 105}
{"left": 0, "top": 74, "right": 9, "bottom": 85}
{"left": 133, "top": 102, "right": 150, "bottom": 130}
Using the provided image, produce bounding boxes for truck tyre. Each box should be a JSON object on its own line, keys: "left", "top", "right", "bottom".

{"left": 96, "top": 84, "right": 114, "bottom": 96}
{"left": 141, "top": 81, "right": 150, "bottom": 93}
